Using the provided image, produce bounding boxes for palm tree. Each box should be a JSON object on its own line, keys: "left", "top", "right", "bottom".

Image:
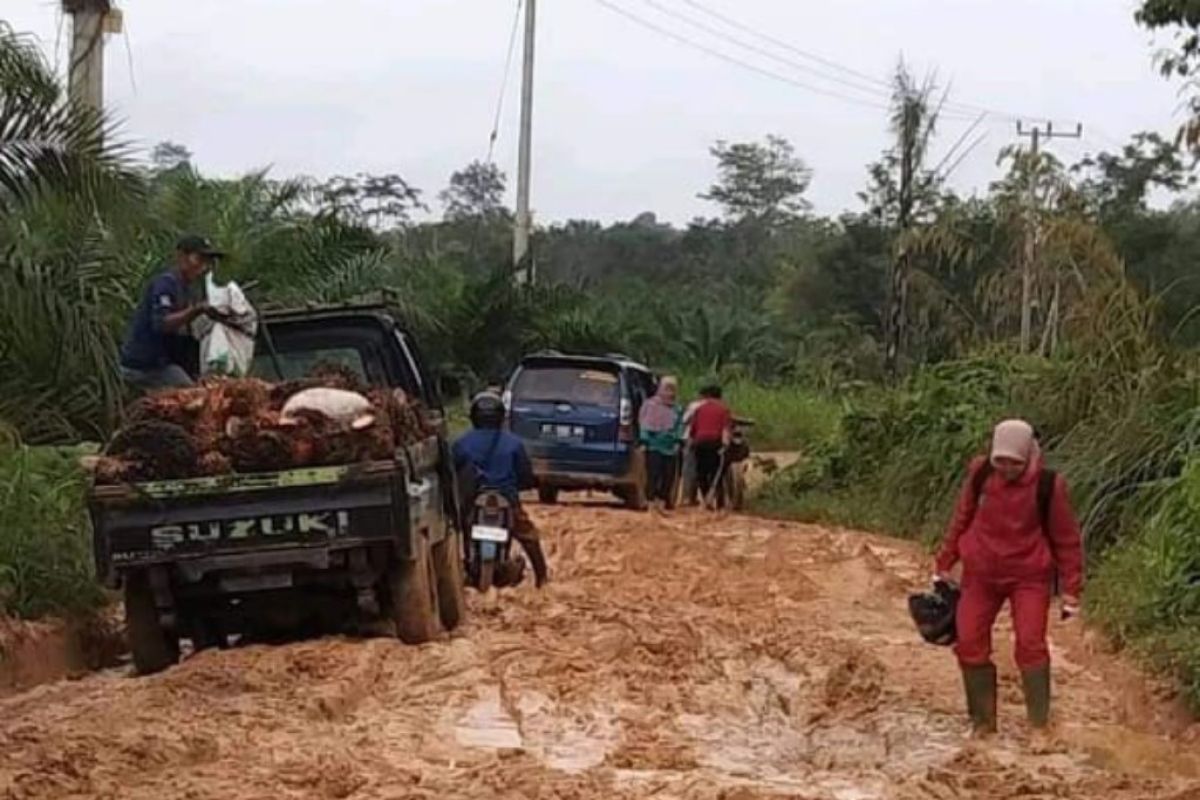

{"left": 0, "top": 23, "right": 135, "bottom": 212}
{"left": 0, "top": 25, "right": 142, "bottom": 442}
{"left": 870, "top": 61, "right": 944, "bottom": 379}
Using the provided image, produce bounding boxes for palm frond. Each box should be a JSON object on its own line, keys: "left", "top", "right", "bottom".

{"left": 0, "top": 25, "right": 139, "bottom": 213}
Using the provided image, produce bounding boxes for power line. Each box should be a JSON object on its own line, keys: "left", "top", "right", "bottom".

{"left": 671, "top": 0, "right": 1042, "bottom": 124}
{"left": 487, "top": 0, "right": 525, "bottom": 164}
{"left": 933, "top": 112, "right": 987, "bottom": 177}
{"left": 635, "top": 0, "right": 906, "bottom": 108}
{"left": 122, "top": 20, "right": 138, "bottom": 95}
{"left": 678, "top": 0, "right": 891, "bottom": 91}
{"left": 589, "top": 0, "right": 903, "bottom": 115}
{"left": 940, "top": 132, "right": 990, "bottom": 182}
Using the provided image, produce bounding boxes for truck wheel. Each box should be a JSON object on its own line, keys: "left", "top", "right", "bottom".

{"left": 124, "top": 572, "right": 179, "bottom": 675}
{"left": 537, "top": 486, "right": 559, "bottom": 505}
{"left": 432, "top": 528, "right": 467, "bottom": 631}
{"left": 622, "top": 448, "right": 649, "bottom": 511}
{"left": 389, "top": 533, "right": 442, "bottom": 644}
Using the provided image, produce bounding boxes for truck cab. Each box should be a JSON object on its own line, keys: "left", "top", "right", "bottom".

{"left": 504, "top": 351, "right": 656, "bottom": 509}
{"left": 89, "top": 304, "right": 465, "bottom": 674}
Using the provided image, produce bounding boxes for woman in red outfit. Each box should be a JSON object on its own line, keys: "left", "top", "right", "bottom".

{"left": 934, "top": 419, "right": 1084, "bottom": 735}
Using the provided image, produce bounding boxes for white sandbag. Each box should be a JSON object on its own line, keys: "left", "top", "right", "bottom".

{"left": 199, "top": 274, "right": 258, "bottom": 376}
{"left": 281, "top": 388, "right": 373, "bottom": 424}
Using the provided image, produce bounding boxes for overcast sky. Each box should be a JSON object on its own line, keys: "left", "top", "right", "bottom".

{"left": 6, "top": 0, "right": 1187, "bottom": 224}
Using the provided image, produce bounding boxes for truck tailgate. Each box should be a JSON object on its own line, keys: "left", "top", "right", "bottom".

{"left": 90, "top": 462, "right": 406, "bottom": 571}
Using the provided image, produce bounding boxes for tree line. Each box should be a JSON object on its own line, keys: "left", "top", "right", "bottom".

{"left": 4, "top": 6, "right": 1200, "bottom": 446}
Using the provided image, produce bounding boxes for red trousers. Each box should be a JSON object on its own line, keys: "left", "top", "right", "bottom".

{"left": 954, "top": 574, "right": 1052, "bottom": 671}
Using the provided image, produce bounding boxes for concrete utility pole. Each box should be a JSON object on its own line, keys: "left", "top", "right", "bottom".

{"left": 1015, "top": 121, "right": 1082, "bottom": 353}
{"left": 63, "top": 0, "right": 117, "bottom": 112}
{"left": 512, "top": 0, "right": 537, "bottom": 284}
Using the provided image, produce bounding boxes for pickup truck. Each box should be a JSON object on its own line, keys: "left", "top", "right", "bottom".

{"left": 88, "top": 304, "right": 466, "bottom": 674}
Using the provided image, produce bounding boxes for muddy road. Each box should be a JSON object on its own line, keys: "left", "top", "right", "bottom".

{"left": 4, "top": 505, "right": 1200, "bottom": 799}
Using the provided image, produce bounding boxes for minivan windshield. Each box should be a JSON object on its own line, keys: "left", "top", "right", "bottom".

{"left": 512, "top": 365, "right": 620, "bottom": 407}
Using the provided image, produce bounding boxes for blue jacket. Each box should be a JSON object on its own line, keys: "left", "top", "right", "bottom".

{"left": 452, "top": 429, "right": 535, "bottom": 501}
{"left": 120, "top": 269, "right": 188, "bottom": 369}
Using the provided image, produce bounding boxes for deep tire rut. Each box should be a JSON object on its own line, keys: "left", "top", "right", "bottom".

{"left": 1, "top": 505, "right": 1199, "bottom": 799}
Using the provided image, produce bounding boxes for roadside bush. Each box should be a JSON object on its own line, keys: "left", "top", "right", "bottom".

{"left": 754, "top": 356, "right": 1052, "bottom": 540}
{"left": 0, "top": 444, "right": 104, "bottom": 619}
{"left": 1088, "top": 458, "right": 1200, "bottom": 708}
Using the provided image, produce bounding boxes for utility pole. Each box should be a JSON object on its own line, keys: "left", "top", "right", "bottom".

{"left": 513, "top": 0, "right": 537, "bottom": 284}
{"left": 1014, "top": 121, "right": 1081, "bottom": 353}
{"left": 63, "top": 0, "right": 117, "bottom": 112}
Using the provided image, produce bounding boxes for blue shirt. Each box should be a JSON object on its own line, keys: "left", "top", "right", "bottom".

{"left": 120, "top": 270, "right": 187, "bottom": 369}
{"left": 452, "top": 429, "right": 535, "bottom": 501}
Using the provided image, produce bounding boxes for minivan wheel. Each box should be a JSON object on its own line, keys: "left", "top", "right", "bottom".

{"left": 538, "top": 486, "right": 559, "bottom": 505}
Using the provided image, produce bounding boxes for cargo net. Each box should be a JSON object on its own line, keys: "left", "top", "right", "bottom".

{"left": 95, "top": 364, "right": 435, "bottom": 484}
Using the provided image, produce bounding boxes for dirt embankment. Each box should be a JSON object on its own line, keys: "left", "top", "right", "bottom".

{"left": 2, "top": 505, "right": 1200, "bottom": 799}
{"left": 0, "top": 613, "right": 123, "bottom": 699}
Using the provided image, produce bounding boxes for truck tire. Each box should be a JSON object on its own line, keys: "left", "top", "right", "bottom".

{"left": 432, "top": 528, "right": 467, "bottom": 631}
{"left": 389, "top": 533, "right": 442, "bottom": 644}
{"left": 124, "top": 572, "right": 179, "bottom": 676}
{"left": 622, "top": 448, "right": 649, "bottom": 511}
{"left": 537, "top": 486, "right": 559, "bottom": 505}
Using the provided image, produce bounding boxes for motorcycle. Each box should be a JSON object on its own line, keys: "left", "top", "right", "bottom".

{"left": 721, "top": 416, "right": 754, "bottom": 511}
{"left": 467, "top": 490, "right": 524, "bottom": 591}
{"left": 705, "top": 416, "right": 754, "bottom": 511}
{"left": 677, "top": 413, "right": 755, "bottom": 509}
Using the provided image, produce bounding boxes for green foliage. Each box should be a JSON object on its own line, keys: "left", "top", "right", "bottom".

{"left": 1087, "top": 456, "right": 1200, "bottom": 708}
{"left": 751, "top": 348, "right": 1183, "bottom": 540}
{"left": 1135, "top": 1, "right": 1200, "bottom": 151}
{"left": 440, "top": 161, "right": 508, "bottom": 222}
{"left": 0, "top": 443, "right": 104, "bottom": 619}
{"left": 673, "top": 373, "right": 842, "bottom": 452}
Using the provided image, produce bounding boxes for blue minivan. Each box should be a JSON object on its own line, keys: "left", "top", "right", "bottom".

{"left": 504, "top": 351, "right": 657, "bottom": 509}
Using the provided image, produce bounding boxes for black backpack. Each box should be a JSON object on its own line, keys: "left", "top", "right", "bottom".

{"left": 970, "top": 461, "right": 1056, "bottom": 529}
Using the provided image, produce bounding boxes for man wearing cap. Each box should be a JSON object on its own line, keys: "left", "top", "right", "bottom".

{"left": 118, "top": 234, "right": 227, "bottom": 390}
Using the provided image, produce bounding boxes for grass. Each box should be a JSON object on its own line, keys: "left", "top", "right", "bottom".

{"left": 1084, "top": 458, "right": 1200, "bottom": 709}
{"left": 0, "top": 443, "right": 105, "bottom": 619}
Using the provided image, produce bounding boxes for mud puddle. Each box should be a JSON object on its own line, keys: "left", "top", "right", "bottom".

{"left": 1, "top": 503, "right": 1199, "bottom": 799}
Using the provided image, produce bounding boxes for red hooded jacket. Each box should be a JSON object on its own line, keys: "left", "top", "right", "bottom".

{"left": 935, "top": 455, "right": 1084, "bottom": 597}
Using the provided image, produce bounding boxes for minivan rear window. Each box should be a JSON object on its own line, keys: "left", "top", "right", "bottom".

{"left": 512, "top": 365, "right": 620, "bottom": 407}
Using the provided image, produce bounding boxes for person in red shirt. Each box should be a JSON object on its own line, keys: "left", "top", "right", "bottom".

{"left": 688, "top": 384, "right": 733, "bottom": 508}
{"left": 935, "top": 419, "right": 1084, "bottom": 736}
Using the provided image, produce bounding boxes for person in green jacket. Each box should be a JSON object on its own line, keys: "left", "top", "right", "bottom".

{"left": 639, "top": 376, "right": 683, "bottom": 509}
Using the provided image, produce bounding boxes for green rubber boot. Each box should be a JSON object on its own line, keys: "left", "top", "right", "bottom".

{"left": 961, "top": 663, "right": 998, "bottom": 736}
{"left": 1021, "top": 665, "right": 1051, "bottom": 729}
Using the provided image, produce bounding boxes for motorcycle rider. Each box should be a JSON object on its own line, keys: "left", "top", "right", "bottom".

{"left": 452, "top": 391, "right": 549, "bottom": 587}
